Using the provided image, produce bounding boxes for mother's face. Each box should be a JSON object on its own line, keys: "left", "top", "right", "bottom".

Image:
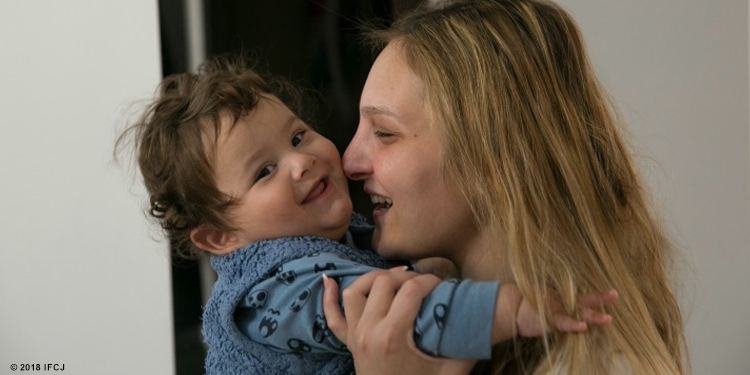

{"left": 343, "top": 42, "right": 477, "bottom": 262}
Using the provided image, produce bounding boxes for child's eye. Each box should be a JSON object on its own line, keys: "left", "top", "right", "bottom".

{"left": 291, "top": 131, "right": 305, "bottom": 147}
{"left": 257, "top": 165, "right": 275, "bottom": 181}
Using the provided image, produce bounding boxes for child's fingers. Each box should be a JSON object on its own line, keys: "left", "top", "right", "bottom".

{"left": 573, "top": 289, "right": 616, "bottom": 329}
{"left": 551, "top": 314, "right": 587, "bottom": 333}
{"left": 582, "top": 308, "right": 613, "bottom": 326}
{"left": 322, "top": 274, "right": 348, "bottom": 343}
{"left": 546, "top": 289, "right": 616, "bottom": 333}
{"left": 577, "top": 289, "right": 619, "bottom": 309}
{"left": 600, "top": 289, "right": 619, "bottom": 304}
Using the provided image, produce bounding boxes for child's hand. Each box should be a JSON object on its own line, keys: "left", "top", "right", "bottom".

{"left": 516, "top": 288, "right": 619, "bottom": 338}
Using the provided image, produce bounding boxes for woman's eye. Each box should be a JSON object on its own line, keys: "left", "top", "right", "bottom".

{"left": 292, "top": 131, "right": 305, "bottom": 147}
{"left": 257, "top": 165, "right": 275, "bottom": 181}
{"left": 374, "top": 130, "right": 394, "bottom": 139}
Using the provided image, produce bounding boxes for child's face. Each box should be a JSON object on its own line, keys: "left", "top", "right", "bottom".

{"left": 212, "top": 96, "right": 352, "bottom": 250}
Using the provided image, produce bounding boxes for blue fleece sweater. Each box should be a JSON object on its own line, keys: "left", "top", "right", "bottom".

{"left": 202, "top": 215, "right": 497, "bottom": 375}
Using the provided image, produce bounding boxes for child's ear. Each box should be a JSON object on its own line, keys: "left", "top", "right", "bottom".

{"left": 190, "top": 225, "right": 239, "bottom": 255}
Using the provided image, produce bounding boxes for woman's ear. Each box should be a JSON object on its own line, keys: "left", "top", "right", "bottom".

{"left": 190, "top": 225, "right": 239, "bottom": 255}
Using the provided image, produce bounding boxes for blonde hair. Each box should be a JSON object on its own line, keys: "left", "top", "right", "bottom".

{"left": 368, "top": 0, "right": 687, "bottom": 373}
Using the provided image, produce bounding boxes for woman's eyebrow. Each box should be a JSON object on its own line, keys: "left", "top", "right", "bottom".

{"left": 360, "top": 105, "right": 399, "bottom": 120}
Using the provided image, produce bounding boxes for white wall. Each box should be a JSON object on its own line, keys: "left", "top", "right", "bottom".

{"left": 1, "top": 1, "right": 747, "bottom": 375}
{"left": 0, "top": 2, "right": 174, "bottom": 374}
{"left": 556, "top": 1, "right": 750, "bottom": 374}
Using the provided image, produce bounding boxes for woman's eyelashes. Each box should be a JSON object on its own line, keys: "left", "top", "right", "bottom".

{"left": 373, "top": 129, "right": 397, "bottom": 143}
{"left": 374, "top": 130, "right": 390, "bottom": 137}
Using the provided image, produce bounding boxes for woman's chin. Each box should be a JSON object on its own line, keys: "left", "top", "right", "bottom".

{"left": 371, "top": 232, "right": 398, "bottom": 259}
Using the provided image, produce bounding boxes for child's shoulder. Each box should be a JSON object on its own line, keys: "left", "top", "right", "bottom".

{"left": 349, "top": 212, "right": 371, "bottom": 227}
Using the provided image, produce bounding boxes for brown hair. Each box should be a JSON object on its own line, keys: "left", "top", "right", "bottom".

{"left": 368, "top": 0, "right": 687, "bottom": 373}
{"left": 116, "top": 55, "right": 311, "bottom": 259}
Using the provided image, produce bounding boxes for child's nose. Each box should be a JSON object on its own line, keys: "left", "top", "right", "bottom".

{"left": 291, "top": 153, "right": 315, "bottom": 180}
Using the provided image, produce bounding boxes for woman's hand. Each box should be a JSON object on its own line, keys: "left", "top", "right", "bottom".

{"left": 322, "top": 269, "right": 476, "bottom": 375}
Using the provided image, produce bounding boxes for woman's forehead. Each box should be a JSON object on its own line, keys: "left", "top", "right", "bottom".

{"left": 360, "top": 43, "right": 426, "bottom": 125}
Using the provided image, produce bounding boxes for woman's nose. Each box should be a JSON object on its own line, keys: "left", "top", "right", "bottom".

{"left": 342, "top": 129, "right": 371, "bottom": 180}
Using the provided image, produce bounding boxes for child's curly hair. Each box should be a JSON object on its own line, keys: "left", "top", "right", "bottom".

{"left": 117, "top": 55, "right": 312, "bottom": 259}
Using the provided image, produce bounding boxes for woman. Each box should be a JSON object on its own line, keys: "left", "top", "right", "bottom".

{"left": 324, "top": 0, "right": 688, "bottom": 373}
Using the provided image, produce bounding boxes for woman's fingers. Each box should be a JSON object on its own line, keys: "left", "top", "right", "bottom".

{"left": 322, "top": 274, "right": 347, "bottom": 343}
{"left": 387, "top": 273, "right": 442, "bottom": 325}
{"left": 355, "top": 271, "right": 410, "bottom": 320}
{"left": 353, "top": 274, "right": 445, "bottom": 353}
{"left": 341, "top": 269, "right": 417, "bottom": 323}
{"left": 323, "top": 268, "right": 419, "bottom": 344}
{"left": 332, "top": 270, "right": 475, "bottom": 375}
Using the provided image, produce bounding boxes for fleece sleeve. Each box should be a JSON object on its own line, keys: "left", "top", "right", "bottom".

{"left": 412, "top": 278, "right": 499, "bottom": 359}
{"left": 234, "top": 252, "right": 498, "bottom": 359}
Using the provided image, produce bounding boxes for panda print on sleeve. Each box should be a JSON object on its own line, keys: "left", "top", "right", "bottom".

{"left": 235, "top": 253, "right": 367, "bottom": 355}
{"left": 234, "top": 252, "right": 498, "bottom": 359}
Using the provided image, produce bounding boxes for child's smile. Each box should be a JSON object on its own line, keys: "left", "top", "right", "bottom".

{"left": 206, "top": 96, "right": 353, "bottom": 253}
{"left": 302, "top": 177, "right": 331, "bottom": 204}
